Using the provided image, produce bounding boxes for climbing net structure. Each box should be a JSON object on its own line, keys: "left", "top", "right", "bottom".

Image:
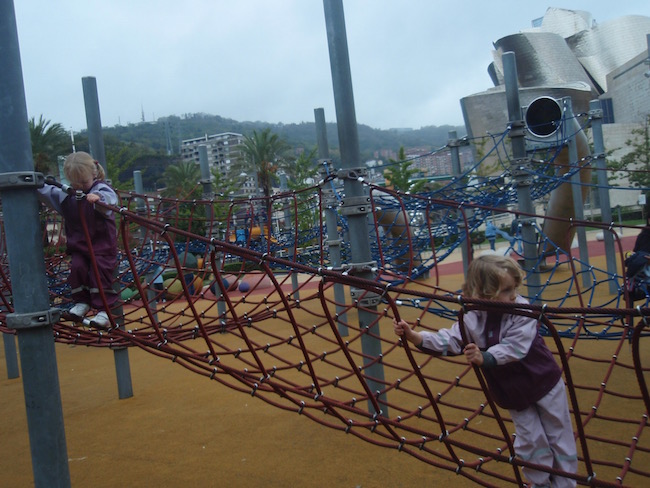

{"left": 2, "top": 118, "right": 650, "bottom": 487}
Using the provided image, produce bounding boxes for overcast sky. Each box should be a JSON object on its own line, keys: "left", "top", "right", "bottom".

{"left": 12, "top": 1, "right": 650, "bottom": 133}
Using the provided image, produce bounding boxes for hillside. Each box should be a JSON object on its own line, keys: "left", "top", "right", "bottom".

{"left": 100, "top": 112, "right": 465, "bottom": 161}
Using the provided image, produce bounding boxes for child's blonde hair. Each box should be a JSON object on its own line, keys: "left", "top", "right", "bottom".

{"left": 63, "top": 151, "right": 105, "bottom": 184}
{"left": 462, "top": 254, "right": 524, "bottom": 299}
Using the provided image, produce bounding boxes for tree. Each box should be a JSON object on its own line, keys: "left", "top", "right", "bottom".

{"left": 383, "top": 146, "right": 425, "bottom": 193}
{"left": 609, "top": 114, "right": 650, "bottom": 190}
{"left": 239, "top": 128, "right": 290, "bottom": 197}
{"left": 286, "top": 148, "right": 318, "bottom": 191}
{"left": 29, "top": 115, "right": 71, "bottom": 175}
{"left": 161, "top": 161, "right": 202, "bottom": 199}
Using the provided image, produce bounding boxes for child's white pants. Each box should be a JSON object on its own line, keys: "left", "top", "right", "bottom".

{"left": 510, "top": 379, "right": 578, "bottom": 487}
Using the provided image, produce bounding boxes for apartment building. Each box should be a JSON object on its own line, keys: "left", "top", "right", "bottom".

{"left": 179, "top": 132, "right": 244, "bottom": 178}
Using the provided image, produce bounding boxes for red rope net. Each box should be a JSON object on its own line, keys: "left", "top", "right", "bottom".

{"left": 1, "top": 187, "right": 649, "bottom": 487}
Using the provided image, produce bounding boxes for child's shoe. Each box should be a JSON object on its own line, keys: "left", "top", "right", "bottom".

{"left": 69, "top": 303, "right": 90, "bottom": 320}
{"left": 90, "top": 311, "right": 110, "bottom": 328}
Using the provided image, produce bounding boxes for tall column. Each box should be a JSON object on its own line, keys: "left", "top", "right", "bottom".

{"left": 589, "top": 100, "right": 617, "bottom": 294}
{"left": 449, "top": 130, "right": 470, "bottom": 275}
{"left": 315, "top": 107, "right": 348, "bottom": 335}
{"left": 565, "top": 98, "right": 591, "bottom": 288}
{"left": 502, "top": 52, "right": 542, "bottom": 301}
{"left": 323, "top": 0, "right": 385, "bottom": 416}
{"left": 82, "top": 76, "right": 133, "bottom": 399}
{"left": 0, "top": 1, "right": 71, "bottom": 485}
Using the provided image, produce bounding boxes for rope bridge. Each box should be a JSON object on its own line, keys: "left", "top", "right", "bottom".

{"left": 2, "top": 127, "right": 650, "bottom": 486}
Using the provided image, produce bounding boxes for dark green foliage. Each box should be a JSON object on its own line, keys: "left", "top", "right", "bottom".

{"left": 95, "top": 113, "right": 463, "bottom": 165}
{"left": 384, "top": 146, "right": 426, "bottom": 192}
{"left": 29, "top": 116, "right": 71, "bottom": 175}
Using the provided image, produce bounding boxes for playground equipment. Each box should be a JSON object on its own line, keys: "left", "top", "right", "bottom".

{"left": 525, "top": 96, "right": 592, "bottom": 255}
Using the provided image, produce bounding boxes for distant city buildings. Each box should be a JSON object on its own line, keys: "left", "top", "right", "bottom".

{"left": 179, "top": 132, "right": 259, "bottom": 196}
{"left": 180, "top": 132, "right": 244, "bottom": 178}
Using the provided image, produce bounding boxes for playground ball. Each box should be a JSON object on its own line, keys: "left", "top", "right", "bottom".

{"left": 162, "top": 269, "right": 177, "bottom": 281}
{"left": 192, "top": 276, "right": 203, "bottom": 295}
{"left": 238, "top": 281, "right": 250, "bottom": 293}
{"left": 121, "top": 288, "right": 135, "bottom": 301}
{"left": 164, "top": 277, "right": 184, "bottom": 299}
{"left": 223, "top": 274, "right": 239, "bottom": 291}
{"left": 169, "top": 251, "right": 198, "bottom": 269}
{"left": 209, "top": 278, "right": 232, "bottom": 295}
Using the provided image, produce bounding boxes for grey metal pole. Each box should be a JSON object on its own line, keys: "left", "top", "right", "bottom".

{"left": 199, "top": 145, "right": 227, "bottom": 322}
{"left": 134, "top": 170, "right": 160, "bottom": 323}
{"left": 323, "top": 0, "right": 386, "bottom": 416}
{"left": 278, "top": 172, "right": 300, "bottom": 299}
{"left": 590, "top": 100, "right": 617, "bottom": 294}
{"left": 502, "top": 51, "right": 542, "bottom": 301}
{"left": 82, "top": 77, "right": 107, "bottom": 174}
{"left": 565, "top": 98, "right": 591, "bottom": 288}
{"left": 0, "top": 1, "right": 71, "bottom": 485}
{"left": 449, "top": 130, "right": 470, "bottom": 275}
{"left": 82, "top": 76, "right": 133, "bottom": 399}
{"left": 1, "top": 212, "right": 19, "bottom": 378}
{"left": 315, "top": 107, "right": 348, "bottom": 335}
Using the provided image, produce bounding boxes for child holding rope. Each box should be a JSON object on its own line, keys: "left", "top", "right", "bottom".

{"left": 393, "top": 254, "right": 577, "bottom": 487}
{"left": 38, "top": 151, "right": 118, "bottom": 328}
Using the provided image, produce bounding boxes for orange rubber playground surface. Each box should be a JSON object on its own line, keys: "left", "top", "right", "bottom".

{"left": 1, "top": 316, "right": 468, "bottom": 487}
{"left": 0, "top": 231, "right": 645, "bottom": 487}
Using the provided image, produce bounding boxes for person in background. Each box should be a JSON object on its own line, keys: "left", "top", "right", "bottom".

{"left": 393, "top": 254, "right": 577, "bottom": 487}
{"left": 633, "top": 212, "right": 650, "bottom": 253}
{"left": 510, "top": 215, "right": 523, "bottom": 253}
{"left": 38, "top": 151, "right": 119, "bottom": 328}
{"left": 485, "top": 220, "right": 497, "bottom": 250}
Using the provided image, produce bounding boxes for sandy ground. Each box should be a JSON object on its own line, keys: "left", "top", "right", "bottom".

{"left": 1, "top": 333, "right": 472, "bottom": 487}
{"left": 1, "top": 232, "right": 642, "bottom": 487}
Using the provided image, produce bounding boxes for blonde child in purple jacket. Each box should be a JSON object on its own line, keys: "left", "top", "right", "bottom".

{"left": 38, "top": 151, "right": 118, "bottom": 328}
{"left": 394, "top": 254, "right": 577, "bottom": 487}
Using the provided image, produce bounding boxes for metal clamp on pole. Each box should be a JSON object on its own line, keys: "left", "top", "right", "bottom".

{"left": 588, "top": 107, "right": 603, "bottom": 120}
{"left": 319, "top": 160, "right": 340, "bottom": 209}
{"left": 508, "top": 119, "right": 526, "bottom": 137}
{"left": 509, "top": 157, "right": 533, "bottom": 185}
{"left": 447, "top": 136, "right": 469, "bottom": 148}
{"left": 340, "top": 195, "right": 371, "bottom": 216}
{"left": 6, "top": 308, "right": 62, "bottom": 330}
{"left": 338, "top": 167, "right": 368, "bottom": 181}
{"left": 0, "top": 171, "right": 45, "bottom": 190}
{"left": 344, "top": 260, "right": 378, "bottom": 275}
{"left": 350, "top": 287, "right": 382, "bottom": 308}
{"left": 519, "top": 215, "right": 536, "bottom": 228}
{"left": 327, "top": 238, "right": 342, "bottom": 247}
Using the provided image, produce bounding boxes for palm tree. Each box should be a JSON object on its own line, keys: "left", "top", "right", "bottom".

{"left": 29, "top": 115, "right": 71, "bottom": 175}
{"left": 161, "top": 160, "right": 202, "bottom": 199}
{"left": 240, "top": 128, "right": 290, "bottom": 198}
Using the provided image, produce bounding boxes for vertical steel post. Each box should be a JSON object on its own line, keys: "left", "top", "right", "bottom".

{"left": 565, "top": 98, "right": 591, "bottom": 287}
{"left": 449, "top": 130, "right": 470, "bottom": 274}
{"left": 82, "top": 76, "right": 133, "bottom": 399}
{"left": 323, "top": 0, "right": 386, "bottom": 416}
{"left": 315, "top": 107, "right": 348, "bottom": 335}
{"left": 502, "top": 52, "right": 542, "bottom": 301}
{"left": 589, "top": 100, "right": 618, "bottom": 294}
{"left": 278, "top": 172, "right": 300, "bottom": 299}
{"left": 134, "top": 170, "right": 160, "bottom": 323}
{"left": 199, "top": 145, "right": 227, "bottom": 321}
{"left": 0, "top": 1, "right": 71, "bottom": 485}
